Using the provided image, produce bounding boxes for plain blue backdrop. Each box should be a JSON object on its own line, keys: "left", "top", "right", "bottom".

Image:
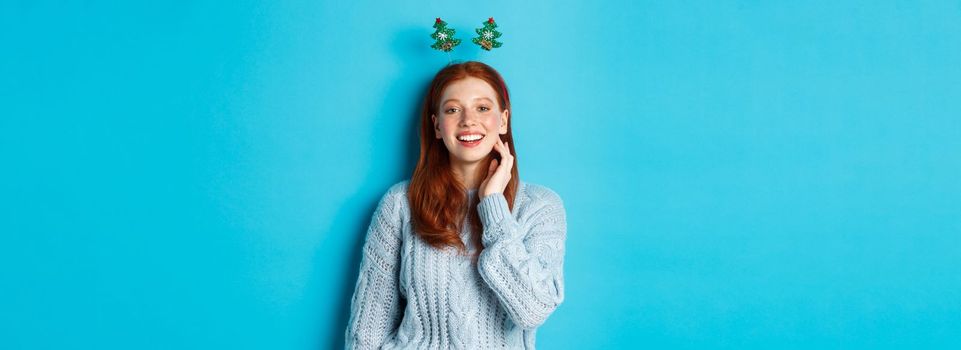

{"left": 2, "top": 0, "right": 960, "bottom": 349}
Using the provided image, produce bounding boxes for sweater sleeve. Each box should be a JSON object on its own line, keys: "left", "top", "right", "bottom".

{"left": 476, "top": 188, "right": 567, "bottom": 330}
{"left": 344, "top": 189, "right": 405, "bottom": 349}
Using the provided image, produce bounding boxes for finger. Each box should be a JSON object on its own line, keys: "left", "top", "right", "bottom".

{"left": 494, "top": 155, "right": 512, "bottom": 176}
{"left": 499, "top": 141, "right": 513, "bottom": 165}
{"left": 498, "top": 157, "right": 513, "bottom": 175}
{"left": 487, "top": 158, "right": 498, "bottom": 178}
{"left": 493, "top": 137, "right": 509, "bottom": 159}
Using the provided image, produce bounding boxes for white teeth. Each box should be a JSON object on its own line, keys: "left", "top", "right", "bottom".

{"left": 457, "top": 134, "right": 483, "bottom": 142}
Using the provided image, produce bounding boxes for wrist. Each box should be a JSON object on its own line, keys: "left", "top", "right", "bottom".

{"left": 477, "top": 191, "right": 511, "bottom": 235}
{"left": 481, "top": 190, "right": 502, "bottom": 199}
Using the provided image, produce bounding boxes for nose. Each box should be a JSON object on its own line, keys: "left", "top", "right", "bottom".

{"left": 459, "top": 109, "right": 479, "bottom": 126}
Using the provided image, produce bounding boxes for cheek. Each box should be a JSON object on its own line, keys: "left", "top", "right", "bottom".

{"left": 482, "top": 116, "right": 501, "bottom": 128}
{"left": 439, "top": 120, "right": 456, "bottom": 134}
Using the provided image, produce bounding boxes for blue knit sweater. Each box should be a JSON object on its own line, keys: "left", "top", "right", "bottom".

{"left": 344, "top": 180, "right": 567, "bottom": 349}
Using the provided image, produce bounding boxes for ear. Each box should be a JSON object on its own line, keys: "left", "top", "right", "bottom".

{"left": 499, "top": 109, "right": 510, "bottom": 134}
{"left": 432, "top": 114, "right": 442, "bottom": 139}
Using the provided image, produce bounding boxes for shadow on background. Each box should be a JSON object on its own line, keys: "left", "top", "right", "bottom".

{"left": 317, "top": 25, "right": 433, "bottom": 350}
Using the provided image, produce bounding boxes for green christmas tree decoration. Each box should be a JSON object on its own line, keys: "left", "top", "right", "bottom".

{"left": 472, "top": 17, "right": 503, "bottom": 51}
{"left": 430, "top": 17, "right": 461, "bottom": 52}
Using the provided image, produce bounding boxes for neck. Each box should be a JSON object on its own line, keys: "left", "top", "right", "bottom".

{"left": 450, "top": 158, "right": 483, "bottom": 191}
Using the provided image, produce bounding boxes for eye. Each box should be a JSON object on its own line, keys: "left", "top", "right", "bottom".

{"left": 478, "top": 106, "right": 490, "bottom": 112}
{"left": 445, "top": 107, "right": 459, "bottom": 114}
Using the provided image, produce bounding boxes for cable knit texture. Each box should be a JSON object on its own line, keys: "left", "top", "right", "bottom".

{"left": 344, "top": 180, "right": 567, "bottom": 349}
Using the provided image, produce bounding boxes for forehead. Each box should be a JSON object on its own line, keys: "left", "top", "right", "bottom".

{"left": 440, "top": 77, "right": 498, "bottom": 105}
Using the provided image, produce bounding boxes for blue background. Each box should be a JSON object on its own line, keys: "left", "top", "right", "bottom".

{"left": 2, "top": 1, "right": 960, "bottom": 349}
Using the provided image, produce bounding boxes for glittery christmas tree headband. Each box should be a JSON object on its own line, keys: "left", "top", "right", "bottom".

{"left": 430, "top": 17, "right": 503, "bottom": 63}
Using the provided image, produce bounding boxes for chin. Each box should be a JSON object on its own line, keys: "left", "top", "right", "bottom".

{"left": 452, "top": 149, "right": 490, "bottom": 163}
{"left": 446, "top": 140, "right": 494, "bottom": 162}
{"left": 452, "top": 154, "right": 485, "bottom": 164}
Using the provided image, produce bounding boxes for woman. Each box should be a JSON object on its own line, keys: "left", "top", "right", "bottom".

{"left": 345, "top": 61, "right": 567, "bottom": 349}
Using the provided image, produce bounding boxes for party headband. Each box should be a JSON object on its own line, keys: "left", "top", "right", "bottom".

{"left": 430, "top": 17, "right": 503, "bottom": 60}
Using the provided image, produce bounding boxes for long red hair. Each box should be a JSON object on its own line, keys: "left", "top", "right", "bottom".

{"left": 408, "top": 61, "right": 520, "bottom": 255}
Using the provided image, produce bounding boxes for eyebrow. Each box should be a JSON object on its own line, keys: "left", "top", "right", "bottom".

{"left": 441, "top": 97, "right": 494, "bottom": 105}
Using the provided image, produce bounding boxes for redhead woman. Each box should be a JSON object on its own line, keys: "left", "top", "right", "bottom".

{"left": 345, "top": 61, "right": 567, "bottom": 349}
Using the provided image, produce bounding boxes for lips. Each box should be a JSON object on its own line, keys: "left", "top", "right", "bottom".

{"left": 456, "top": 133, "right": 484, "bottom": 142}
{"left": 456, "top": 133, "right": 485, "bottom": 147}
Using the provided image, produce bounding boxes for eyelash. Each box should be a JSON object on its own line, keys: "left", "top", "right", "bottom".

{"left": 445, "top": 106, "right": 490, "bottom": 114}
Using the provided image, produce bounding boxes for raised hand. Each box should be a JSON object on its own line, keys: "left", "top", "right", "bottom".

{"left": 479, "top": 137, "right": 514, "bottom": 198}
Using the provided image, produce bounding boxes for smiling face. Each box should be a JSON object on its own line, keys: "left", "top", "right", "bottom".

{"left": 432, "top": 76, "right": 510, "bottom": 166}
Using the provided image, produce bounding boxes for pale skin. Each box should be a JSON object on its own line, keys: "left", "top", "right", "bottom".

{"left": 432, "top": 77, "right": 514, "bottom": 198}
